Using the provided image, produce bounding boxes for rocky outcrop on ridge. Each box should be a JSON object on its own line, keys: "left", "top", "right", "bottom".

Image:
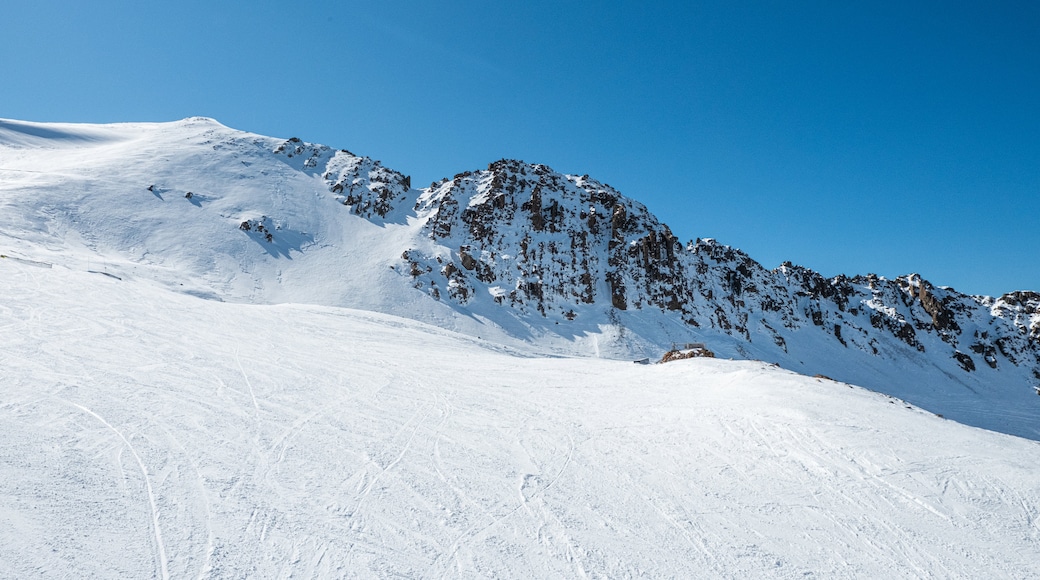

{"left": 265, "top": 134, "right": 1040, "bottom": 394}
{"left": 374, "top": 158, "right": 1040, "bottom": 386}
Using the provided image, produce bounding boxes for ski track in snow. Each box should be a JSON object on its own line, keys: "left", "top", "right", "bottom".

{"left": 156, "top": 423, "right": 215, "bottom": 580}
{"left": 2, "top": 261, "right": 1040, "bottom": 578}
{"left": 234, "top": 349, "right": 261, "bottom": 418}
{"left": 60, "top": 400, "right": 171, "bottom": 580}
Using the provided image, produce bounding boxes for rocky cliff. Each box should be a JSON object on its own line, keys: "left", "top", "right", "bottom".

{"left": 365, "top": 156, "right": 1040, "bottom": 387}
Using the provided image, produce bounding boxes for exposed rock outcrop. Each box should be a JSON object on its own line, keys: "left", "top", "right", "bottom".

{"left": 378, "top": 159, "right": 1040, "bottom": 389}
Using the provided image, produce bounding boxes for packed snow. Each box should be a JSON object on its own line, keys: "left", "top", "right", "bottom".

{"left": 2, "top": 259, "right": 1040, "bottom": 578}
{"left": 2, "top": 117, "right": 1040, "bottom": 578}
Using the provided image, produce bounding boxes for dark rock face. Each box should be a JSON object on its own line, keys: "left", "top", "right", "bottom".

{"left": 239, "top": 217, "right": 274, "bottom": 242}
{"left": 954, "top": 351, "right": 976, "bottom": 372}
{"left": 918, "top": 280, "right": 960, "bottom": 335}
{"left": 414, "top": 161, "right": 638, "bottom": 316}
{"left": 273, "top": 138, "right": 413, "bottom": 220}
{"left": 993, "top": 291, "right": 1040, "bottom": 342}
{"left": 323, "top": 153, "right": 412, "bottom": 219}
{"left": 660, "top": 346, "right": 716, "bottom": 363}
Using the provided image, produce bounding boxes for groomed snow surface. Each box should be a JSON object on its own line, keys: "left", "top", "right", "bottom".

{"left": 2, "top": 262, "right": 1039, "bottom": 579}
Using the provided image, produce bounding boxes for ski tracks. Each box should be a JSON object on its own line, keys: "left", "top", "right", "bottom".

{"left": 61, "top": 399, "right": 170, "bottom": 580}
{"left": 430, "top": 425, "right": 581, "bottom": 579}
{"left": 55, "top": 392, "right": 217, "bottom": 580}
{"left": 233, "top": 349, "right": 260, "bottom": 418}
{"left": 767, "top": 420, "right": 958, "bottom": 576}
{"left": 343, "top": 392, "right": 441, "bottom": 569}
{"left": 157, "top": 424, "right": 215, "bottom": 580}
{"left": 520, "top": 432, "right": 588, "bottom": 579}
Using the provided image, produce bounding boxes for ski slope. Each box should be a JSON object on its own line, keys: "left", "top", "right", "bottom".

{"left": 2, "top": 260, "right": 1039, "bottom": 578}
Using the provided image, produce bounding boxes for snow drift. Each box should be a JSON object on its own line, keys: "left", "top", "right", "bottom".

{"left": 1, "top": 262, "right": 1039, "bottom": 578}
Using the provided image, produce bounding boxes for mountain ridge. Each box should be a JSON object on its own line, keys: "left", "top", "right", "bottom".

{"left": 1, "top": 117, "right": 1037, "bottom": 439}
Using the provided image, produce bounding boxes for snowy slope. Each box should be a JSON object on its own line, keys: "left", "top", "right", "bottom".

{"left": 0, "top": 117, "right": 415, "bottom": 309}
{"left": 2, "top": 260, "right": 1039, "bottom": 578}
{"left": 1, "top": 117, "right": 1038, "bottom": 441}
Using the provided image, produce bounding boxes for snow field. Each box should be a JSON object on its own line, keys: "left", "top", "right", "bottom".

{"left": 1, "top": 262, "right": 1039, "bottom": 578}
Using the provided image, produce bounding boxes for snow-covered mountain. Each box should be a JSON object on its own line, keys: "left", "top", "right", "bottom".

{"left": 3, "top": 118, "right": 1040, "bottom": 578}
{"left": 1, "top": 117, "right": 1038, "bottom": 440}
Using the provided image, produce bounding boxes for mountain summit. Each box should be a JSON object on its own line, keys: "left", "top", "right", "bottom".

{"left": 1, "top": 117, "right": 1037, "bottom": 439}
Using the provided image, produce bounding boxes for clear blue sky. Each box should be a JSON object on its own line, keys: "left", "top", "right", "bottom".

{"left": 3, "top": 1, "right": 1038, "bottom": 296}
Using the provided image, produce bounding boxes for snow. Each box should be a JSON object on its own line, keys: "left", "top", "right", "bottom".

{"left": 2, "top": 117, "right": 1040, "bottom": 576}
{"left": 2, "top": 259, "right": 1040, "bottom": 578}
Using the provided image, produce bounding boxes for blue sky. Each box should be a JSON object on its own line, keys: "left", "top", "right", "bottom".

{"left": 3, "top": 1, "right": 1038, "bottom": 296}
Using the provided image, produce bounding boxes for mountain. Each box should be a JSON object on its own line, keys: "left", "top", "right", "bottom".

{"left": 1, "top": 117, "right": 1038, "bottom": 440}
{"left": 3, "top": 118, "right": 1040, "bottom": 577}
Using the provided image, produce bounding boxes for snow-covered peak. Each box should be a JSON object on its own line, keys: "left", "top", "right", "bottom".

{"left": 2, "top": 117, "right": 1038, "bottom": 440}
